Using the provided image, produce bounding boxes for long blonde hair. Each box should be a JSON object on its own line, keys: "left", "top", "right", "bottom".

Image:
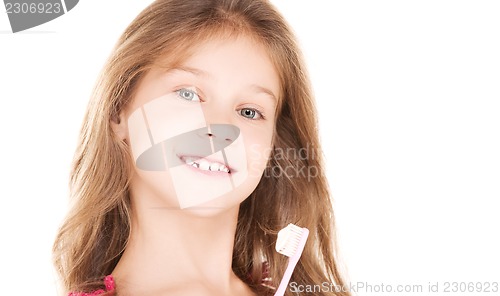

{"left": 53, "top": 0, "right": 350, "bottom": 295}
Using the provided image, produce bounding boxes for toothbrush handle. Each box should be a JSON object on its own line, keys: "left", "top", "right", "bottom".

{"left": 274, "top": 229, "right": 309, "bottom": 296}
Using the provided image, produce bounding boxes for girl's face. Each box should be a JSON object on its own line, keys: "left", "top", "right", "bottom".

{"left": 116, "top": 36, "right": 279, "bottom": 213}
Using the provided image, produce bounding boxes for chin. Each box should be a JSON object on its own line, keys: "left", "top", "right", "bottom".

{"left": 172, "top": 179, "right": 260, "bottom": 218}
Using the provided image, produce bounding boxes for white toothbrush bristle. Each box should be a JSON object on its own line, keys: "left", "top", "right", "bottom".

{"left": 276, "top": 223, "right": 305, "bottom": 257}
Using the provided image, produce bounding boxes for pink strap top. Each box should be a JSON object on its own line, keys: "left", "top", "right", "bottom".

{"left": 68, "top": 275, "right": 115, "bottom": 296}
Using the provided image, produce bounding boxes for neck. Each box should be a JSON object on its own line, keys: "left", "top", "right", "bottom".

{"left": 112, "top": 190, "right": 245, "bottom": 294}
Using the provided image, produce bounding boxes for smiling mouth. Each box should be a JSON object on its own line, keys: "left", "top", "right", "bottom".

{"left": 179, "top": 156, "right": 232, "bottom": 173}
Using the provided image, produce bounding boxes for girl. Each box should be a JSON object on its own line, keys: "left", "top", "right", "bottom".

{"left": 53, "top": 0, "right": 350, "bottom": 295}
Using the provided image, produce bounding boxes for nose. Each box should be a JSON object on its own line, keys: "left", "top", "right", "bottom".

{"left": 199, "top": 124, "right": 239, "bottom": 151}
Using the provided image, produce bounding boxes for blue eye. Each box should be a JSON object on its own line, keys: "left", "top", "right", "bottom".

{"left": 239, "top": 108, "right": 263, "bottom": 120}
{"left": 176, "top": 88, "right": 200, "bottom": 101}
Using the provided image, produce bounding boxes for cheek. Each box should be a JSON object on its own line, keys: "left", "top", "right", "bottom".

{"left": 242, "top": 127, "right": 274, "bottom": 179}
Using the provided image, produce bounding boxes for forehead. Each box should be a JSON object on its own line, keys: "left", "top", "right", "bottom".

{"left": 165, "top": 36, "right": 279, "bottom": 91}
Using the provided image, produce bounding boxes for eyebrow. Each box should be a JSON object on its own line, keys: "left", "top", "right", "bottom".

{"left": 169, "top": 66, "right": 278, "bottom": 102}
{"left": 172, "top": 66, "right": 210, "bottom": 78}
{"left": 248, "top": 84, "right": 277, "bottom": 102}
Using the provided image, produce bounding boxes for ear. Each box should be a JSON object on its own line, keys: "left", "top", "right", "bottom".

{"left": 111, "top": 111, "right": 128, "bottom": 141}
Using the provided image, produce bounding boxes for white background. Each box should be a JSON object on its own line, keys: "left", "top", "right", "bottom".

{"left": 1, "top": 1, "right": 499, "bottom": 295}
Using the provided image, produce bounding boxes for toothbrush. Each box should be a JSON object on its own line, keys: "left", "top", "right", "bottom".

{"left": 274, "top": 223, "right": 309, "bottom": 296}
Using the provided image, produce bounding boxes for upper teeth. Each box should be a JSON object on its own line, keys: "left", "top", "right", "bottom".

{"left": 183, "top": 157, "right": 230, "bottom": 173}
